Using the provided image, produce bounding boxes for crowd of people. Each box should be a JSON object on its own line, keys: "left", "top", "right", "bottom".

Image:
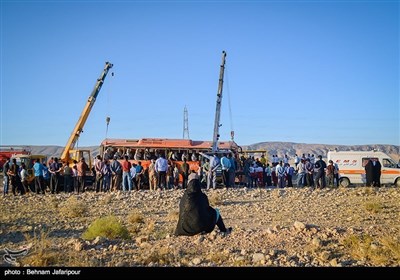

{"left": 2, "top": 151, "right": 383, "bottom": 197}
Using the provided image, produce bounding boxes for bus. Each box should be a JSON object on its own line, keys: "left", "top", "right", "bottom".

{"left": 99, "top": 138, "right": 241, "bottom": 186}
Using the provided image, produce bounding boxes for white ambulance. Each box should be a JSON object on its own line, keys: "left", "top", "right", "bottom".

{"left": 327, "top": 150, "right": 400, "bottom": 187}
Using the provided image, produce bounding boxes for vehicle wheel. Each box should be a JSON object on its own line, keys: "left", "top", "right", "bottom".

{"left": 339, "top": 177, "right": 350, "bottom": 188}
{"left": 395, "top": 178, "right": 400, "bottom": 188}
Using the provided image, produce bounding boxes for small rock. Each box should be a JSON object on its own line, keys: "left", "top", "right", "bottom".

{"left": 192, "top": 258, "right": 202, "bottom": 265}
{"left": 196, "top": 236, "right": 204, "bottom": 244}
{"left": 115, "top": 261, "right": 127, "bottom": 267}
{"left": 139, "top": 242, "right": 151, "bottom": 248}
{"left": 240, "top": 249, "right": 247, "bottom": 256}
{"left": 266, "top": 228, "right": 274, "bottom": 235}
{"left": 93, "top": 236, "right": 106, "bottom": 244}
{"left": 74, "top": 241, "right": 83, "bottom": 251}
{"left": 135, "top": 236, "right": 147, "bottom": 244}
{"left": 294, "top": 221, "right": 306, "bottom": 231}
{"left": 273, "top": 225, "right": 281, "bottom": 231}
{"left": 252, "top": 253, "right": 265, "bottom": 263}
{"left": 312, "top": 237, "right": 322, "bottom": 247}
{"left": 320, "top": 251, "right": 330, "bottom": 261}
{"left": 329, "top": 258, "right": 338, "bottom": 267}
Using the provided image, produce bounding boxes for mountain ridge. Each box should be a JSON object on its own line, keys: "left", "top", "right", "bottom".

{"left": 20, "top": 142, "right": 399, "bottom": 162}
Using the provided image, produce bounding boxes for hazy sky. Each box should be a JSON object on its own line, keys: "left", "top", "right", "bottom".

{"left": 1, "top": 0, "right": 399, "bottom": 148}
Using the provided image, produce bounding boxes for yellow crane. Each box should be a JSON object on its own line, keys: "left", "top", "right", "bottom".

{"left": 60, "top": 62, "right": 113, "bottom": 167}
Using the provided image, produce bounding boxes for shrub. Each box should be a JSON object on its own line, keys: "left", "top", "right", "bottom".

{"left": 82, "top": 216, "right": 130, "bottom": 240}
{"left": 59, "top": 196, "right": 88, "bottom": 218}
{"left": 127, "top": 211, "right": 144, "bottom": 224}
{"left": 21, "top": 230, "right": 59, "bottom": 266}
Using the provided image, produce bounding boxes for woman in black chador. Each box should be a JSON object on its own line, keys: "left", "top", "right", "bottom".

{"left": 174, "top": 178, "right": 231, "bottom": 236}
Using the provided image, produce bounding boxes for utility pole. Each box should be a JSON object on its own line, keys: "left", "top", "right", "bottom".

{"left": 183, "top": 106, "right": 190, "bottom": 139}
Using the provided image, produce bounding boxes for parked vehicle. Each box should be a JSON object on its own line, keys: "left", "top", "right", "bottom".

{"left": 327, "top": 150, "right": 400, "bottom": 187}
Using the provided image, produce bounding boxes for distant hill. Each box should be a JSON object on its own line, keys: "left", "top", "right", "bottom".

{"left": 244, "top": 142, "right": 400, "bottom": 162}
{"left": 23, "top": 142, "right": 399, "bottom": 163}
{"left": 28, "top": 145, "right": 100, "bottom": 160}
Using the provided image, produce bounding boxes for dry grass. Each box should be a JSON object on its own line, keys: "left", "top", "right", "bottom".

{"left": 21, "top": 230, "right": 59, "bottom": 266}
{"left": 167, "top": 210, "right": 179, "bottom": 222}
{"left": 141, "top": 246, "right": 176, "bottom": 265}
{"left": 126, "top": 211, "right": 146, "bottom": 237}
{"left": 82, "top": 215, "right": 130, "bottom": 240}
{"left": 49, "top": 196, "right": 59, "bottom": 209}
{"left": 365, "top": 201, "right": 383, "bottom": 214}
{"left": 362, "top": 187, "right": 376, "bottom": 196}
{"left": 342, "top": 234, "right": 400, "bottom": 266}
{"left": 209, "top": 192, "right": 223, "bottom": 206}
{"left": 59, "top": 196, "right": 88, "bottom": 218}
{"left": 127, "top": 211, "right": 144, "bottom": 224}
{"left": 380, "top": 236, "right": 400, "bottom": 264}
{"left": 206, "top": 250, "right": 230, "bottom": 265}
{"left": 102, "top": 193, "right": 113, "bottom": 205}
{"left": 145, "top": 219, "right": 156, "bottom": 234}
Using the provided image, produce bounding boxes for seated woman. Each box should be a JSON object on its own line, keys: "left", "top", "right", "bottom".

{"left": 174, "top": 178, "right": 231, "bottom": 236}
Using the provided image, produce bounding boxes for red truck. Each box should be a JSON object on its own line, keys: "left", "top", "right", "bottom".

{"left": 0, "top": 146, "right": 31, "bottom": 171}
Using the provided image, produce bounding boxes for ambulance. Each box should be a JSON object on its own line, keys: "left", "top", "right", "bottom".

{"left": 327, "top": 150, "right": 400, "bottom": 187}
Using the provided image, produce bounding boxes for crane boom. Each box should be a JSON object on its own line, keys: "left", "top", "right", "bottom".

{"left": 212, "top": 51, "right": 226, "bottom": 153}
{"left": 60, "top": 61, "right": 113, "bottom": 162}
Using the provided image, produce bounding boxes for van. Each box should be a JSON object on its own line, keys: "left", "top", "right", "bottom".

{"left": 327, "top": 150, "right": 400, "bottom": 187}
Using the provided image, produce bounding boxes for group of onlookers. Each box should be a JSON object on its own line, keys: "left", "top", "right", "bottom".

{"left": 3, "top": 151, "right": 384, "bottom": 196}
{"left": 239, "top": 154, "right": 341, "bottom": 189}
{"left": 2, "top": 156, "right": 90, "bottom": 196}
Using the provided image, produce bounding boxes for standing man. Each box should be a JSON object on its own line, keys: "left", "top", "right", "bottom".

{"left": 372, "top": 159, "right": 382, "bottom": 187}
{"left": 8, "top": 158, "right": 24, "bottom": 195}
{"left": 201, "top": 158, "right": 210, "bottom": 188}
{"left": 220, "top": 154, "right": 231, "bottom": 188}
{"left": 147, "top": 159, "right": 157, "bottom": 191}
{"left": 63, "top": 161, "right": 72, "bottom": 193}
{"left": 294, "top": 154, "right": 300, "bottom": 168}
{"left": 208, "top": 153, "right": 220, "bottom": 190}
{"left": 33, "top": 158, "right": 45, "bottom": 194}
{"left": 121, "top": 155, "right": 132, "bottom": 192}
{"left": 333, "top": 161, "right": 340, "bottom": 187}
{"left": 110, "top": 155, "right": 122, "bottom": 191}
{"left": 155, "top": 154, "right": 168, "bottom": 190}
{"left": 3, "top": 157, "right": 10, "bottom": 196}
{"left": 76, "top": 157, "right": 88, "bottom": 193}
{"left": 305, "top": 158, "right": 314, "bottom": 187}
{"left": 94, "top": 155, "right": 105, "bottom": 193}
{"left": 276, "top": 161, "right": 286, "bottom": 188}
{"left": 228, "top": 154, "right": 236, "bottom": 188}
{"left": 181, "top": 158, "right": 190, "bottom": 189}
{"left": 314, "top": 155, "right": 327, "bottom": 189}
{"left": 49, "top": 157, "right": 62, "bottom": 194}
{"left": 365, "top": 159, "right": 374, "bottom": 187}
{"left": 135, "top": 161, "right": 144, "bottom": 190}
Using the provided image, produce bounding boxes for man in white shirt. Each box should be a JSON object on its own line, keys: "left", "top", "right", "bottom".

{"left": 155, "top": 154, "right": 168, "bottom": 190}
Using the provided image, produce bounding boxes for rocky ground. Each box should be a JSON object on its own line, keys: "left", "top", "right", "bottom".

{"left": 0, "top": 185, "right": 399, "bottom": 267}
